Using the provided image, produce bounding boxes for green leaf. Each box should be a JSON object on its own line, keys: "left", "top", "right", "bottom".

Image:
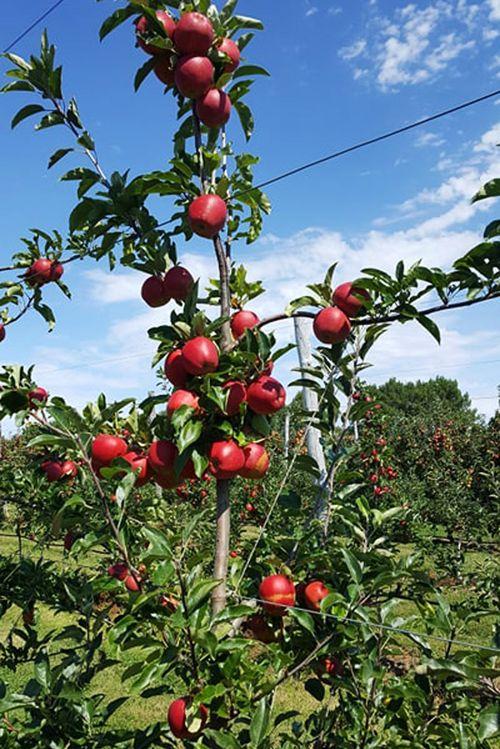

{"left": 27, "top": 434, "right": 73, "bottom": 450}
{"left": 134, "top": 56, "right": 156, "bottom": 91}
{"left": 249, "top": 697, "right": 270, "bottom": 747}
{"left": 34, "top": 653, "right": 51, "bottom": 690}
{"left": 416, "top": 315, "right": 441, "bottom": 344}
{"left": 100, "top": 6, "right": 136, "bottom": 40}
{"left": 186, "top": 579, "right": 220, "bottom": 614}
{"left": 340, "top": 548, "right": 363, "bottom": 584}
{"left": 304, "top": 678, "right": 325, "bottom": 702}
{"left": 288, "top": 606, "right": 315, "bottom": 635}
{"left": 234, "top": 100, "right": 254, "bottom": 141}
{"left": 48, "top": 147, "right": 73, "bottom": 169}
{"left": 233, "top": 65, "right": 270, "bottom": 78}
{"left": 11, "top": 104, "right": 45, "bottom": 129}
{"left": 177, "top": 419, "right": 203, "bottom": 453}
{"left": 478, "top": 704, "right": 499, "bottom": 740}
{"left": 471, "top": 178, "right": 500, "bottom": 203}
{"left": 483, "top": 219, "right": 500, "bottom": 239}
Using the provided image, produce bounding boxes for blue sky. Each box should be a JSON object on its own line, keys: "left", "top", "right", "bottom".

{"left": 1, "top": 0, "right": 499, "bottom": 421}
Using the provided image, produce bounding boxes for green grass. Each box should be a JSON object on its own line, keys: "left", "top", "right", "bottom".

{"left": 1, "top": 533, "right": 498, "bottom": 732}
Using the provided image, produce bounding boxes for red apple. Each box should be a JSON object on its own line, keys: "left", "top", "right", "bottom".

{"left": 318, "top": 656, "right": 344, "bottom": 677}
{"left": 259, "top": 574, "right": 295, "bottom": 617}
{"left": 196, "top": 88, "right": 231, "bottom": 128}
{"left": 154, "top": 54, "right": 175, "bottom": 86}
{"left": 245, "top": 614, "right": 276, "bottom": 643}
{"left": 245, "top": 502, "right": 255, "bottom": 513}
{"left": 246, "top": 376, "right": 286, "bottom": 415}
{"left": 60, "top": 460, "right": 78, "bottom": 479}
{"left": 49, "top": 262, "right": 64, "bottom": 282}
{"left": 164, "top": 348, "right": 189, "bottom": 387}
{"left": 0, "top": 324, "right": 5, "bottom": 342}
{"left": 108, "top": 562, "right": 128, "bottom": 580}
{"left": 173, "top": 12, "right": 214, "bottom": 55}
{"left": 332, "top": 282, "right": 370, "bottom": 317}
{"left": 167, "top": 389, "right": 200, "bottom": 418}
{"left": 168, "top": 697, "right": 208, "bottom": 740}
{"left": 159, "top": 594, "right": 179, "bottom": 612}
{"left": 230, "top": 309, "right": 259, "bottom": 338}
{"left": 313, "top": 307, "right": 351, "bottom": 344}
{"left": 124, "top": 573, "right": 142, "bottom": 592}
{"left": 304, "top": 580, "right": 330, "bottom": 611}
{"left": 147, "top": 440, "right": 178, "bottom": 477}
{"left": 122, "top": 451, "right": 150, "bottom": 486}
{"left": 28, "top": 387, "right": 49, "bottom": 407}
{"left": 43, "top": 460, "right": 64, "bottom": 483}
{"left": 25, "top": 258, "right": 53, "bottom": 286}
{"left": 141, "top": 275, "right": 170, "bottom": 308}
{"left": 229, "top": 550, "right": 239, "bottom": 558}
{"left": 163, "top": 266, "right": 194, "bottom": 301}
{"left": 218, "top": 37, "right": 241, "bottom": 72}
{"left": 239, "top": 443, "right": 270, "bottom": 479}
{"left": 174, "top": 55, "right": 214, "bottom": 99}
{"left": 223, "top": 380, "right": 246, "bottom": 416}
{"left": 91, "top": 434, "right": 128, "bottom": 465}
{"left": 135, "top": 10, "right": 176, "bottom": 55}
{"left": 181, "top": 336, "right": 219, "bottom": 376}
{"left": 188, "top": 194, "right": 227, "bottom": 238}
{"left": 208, "top": 439, "right": 245, "bottom": 479}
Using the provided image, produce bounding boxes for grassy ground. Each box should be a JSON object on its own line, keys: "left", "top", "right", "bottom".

{"left": 0, "top": 532, "right": 497, "bottom": 731}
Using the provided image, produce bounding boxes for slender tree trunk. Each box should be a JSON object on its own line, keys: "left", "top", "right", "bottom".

{"left": 212, "top": 234, "right": 233, "bottom": 614}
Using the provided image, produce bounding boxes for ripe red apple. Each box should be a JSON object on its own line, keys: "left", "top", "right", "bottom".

{"left": 218, "top": 37, "right": 241, "bottom": 72}
{"left": 0, "top": 324, "right": 5, "bottom": 342}
{"left": 168, "top": 697, "right": 208, "bottom": 740}
{"left": 43, "top": 460, "right": 64, "bottom": 482}
{"left": 154, "top": 54, "right": 175, "bottom": 86}
{"left": 141, "top": 275, "right": 170, "bottom": 308}
{"left": 60, "top": 460, "right": 78, "bottom": 479}
{"left": 245, "top": 502, "right": 255, "bottom": 513}
{"left": 239, "top": 443, "right": 270, "bottom": 479}
{"left": 313, "top": 307, "right": 351, "bottom": 344}
{"left": 123, "top": 451, "right": 150, "bottom": 486}
{"left": 208, "top": 439, "right": 245, "bottom": 479}
{"left": 246, "top": 376, "right": 286, "bottom": 415}
{"left": 173, "top": 12, "right": 214, "bottom": 55}
{"left": 259, "top": 574, "right": 295, "bottom": 616}
{"left": 159, "top": 594, "right": 179, "bottom": 612}
{"left": 304, "top": 580, "right": 330, "bottom": 611}
{"left": 181, "top": 336, "right": 219, "bottom": 376}
{"left": 332, "top": 282, "right": 370, "bottom": 317}
{"left": 135, "top": 10, "right": 176, "bottom": 55}
{"left": 230, "top": 309, "right": 260, "bottom": 338}
{"left": 167, "top": 389, "right": 200, "bottom": 418}
{"left": 316, "top": 656, "right": 344, "bottom": 678}
{"left": 28, "top": 387, "right": 48, "bottom": 407}
{"left": 124, "top": 573, "right": 142, "bottom": 592}
{"left": 147, "top": 440, "right": 178, "bottom": 477}
{"left": 223, "top": 380, "right": 246, "bottom": 416}
{"left": 164, "top": 348, "right": 189, "bottom": 387}
{"left": 196, "top": 88, "right": 231, "bottom": 128}
{"left": 25, "top": 258, "right": 53, "bottom": 286}
{"left": 49, "top": 262, "right": 64, "bottom": 282}
{"left": 108, "top": 562, "right": 128, "bottom": 580}
{"left": 188, "top": 194, "right": 227, "bottom": 238}
{"left": 175, "top": 55, "right": 214, "bottom": 99}
{"left": 245, "top": 614, "right": 276, "bottom": 643}
{"left": 91, "top": 434, "right": 128, "bottom": 465}
{"left": 229, "top": 550, "right": 239, "bottom": 558}
{"left": 163, "top": 266, "right": 194, "bottom": 301}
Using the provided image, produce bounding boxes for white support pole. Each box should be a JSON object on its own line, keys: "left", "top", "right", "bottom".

{"left": 293, "top": 316, "right": 328, "bottom": 522}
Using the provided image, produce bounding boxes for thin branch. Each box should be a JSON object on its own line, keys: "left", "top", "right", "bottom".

{"left": 257, "top": 290, "right": 500, "bottom": 331}
{"left": 4, "top": 296, "right": 35, "bottom": 327}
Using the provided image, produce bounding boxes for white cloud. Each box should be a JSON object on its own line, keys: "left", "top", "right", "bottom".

{"left": 473, "top": 122, "right": 500, "bottom": 152}
{"left": 338, "top": 40, "right": 367, "bottom": 60}
{"left": 414, "top": 131, "right": 445, "bottom": 148}
{"left": 339, "top": 1, "right": 494, "bottom": 90}
{"left": 489, "top": 0, "right": 500, "bottom": 20}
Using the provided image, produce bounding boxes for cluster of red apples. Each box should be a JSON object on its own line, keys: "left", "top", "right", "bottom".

{"left": 136, "top": 10, "right": 238, "bottom": 129}
{"left": 313, "top": 281, "right": 370, "bottom": 344}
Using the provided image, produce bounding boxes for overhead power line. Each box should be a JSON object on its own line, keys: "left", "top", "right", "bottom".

{"left": 3, "top": 0, "right": 66, "bottom": 54}
{"left": 245, "top": 89, "right": 500, "bottom": 195}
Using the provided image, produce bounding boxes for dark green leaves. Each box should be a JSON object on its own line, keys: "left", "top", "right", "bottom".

{"left": 11, "top": 104, "right": 45, "bottom": 129}
{"left": 99, "top": 6, "right": 136, "bottom": 41}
